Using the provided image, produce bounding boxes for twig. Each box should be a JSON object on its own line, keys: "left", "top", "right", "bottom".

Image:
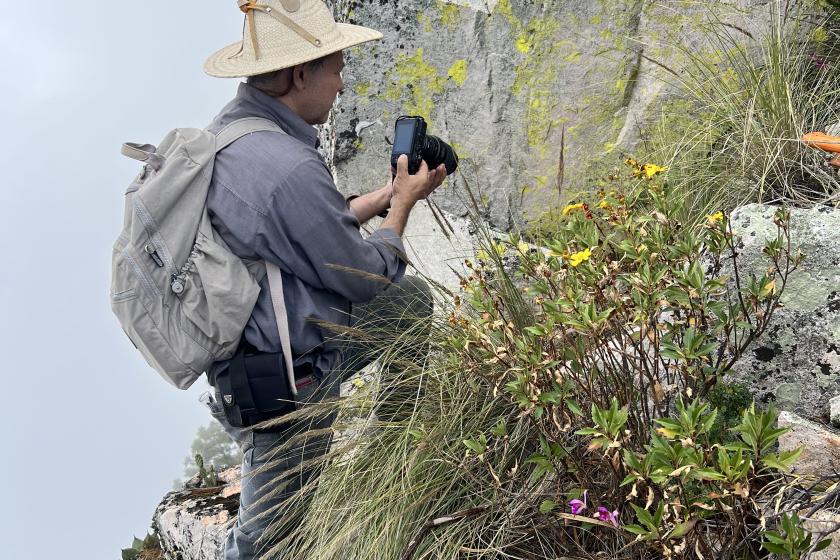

{"left": 400, "top": 506, "right": 488, "bottom": 560}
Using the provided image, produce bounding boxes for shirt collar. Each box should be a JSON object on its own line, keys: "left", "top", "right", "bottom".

{"left": 235, "top": 82, "right": 320, "bottom": 148}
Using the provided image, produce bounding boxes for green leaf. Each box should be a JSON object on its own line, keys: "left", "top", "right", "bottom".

{"left": 760, "top": 542, "right": 789, "bottom": 555}
{"left": 630, "top": 503, "right": 658, "bottom": 534}
{"left": 667, "top": 518, "right": 697, "bottom": 539}
{"left": 691, "top": 468, "right": 727, "bottom": 481}
{"left": 539, "top": 500, "right": 557, "bottom": 513}
{"left": 623, "top": 524, "right": 650, "bottom": 536}
{"left": 566, "top": 399, "right": 583, "bottom": 417}
{"left": 761, "top": 446, "right": 803, "bottom": 472}
{"left": 814, "top": 538, "right": 833, "bottom": 552}
{"left": 490, "top": 419, "right": 507, "bottom": 438}
{"left": 620, "top": 473, "right": 637, "bottom": 487}
{"left": 574, "top": 427, "right": 602, "bottom": 436}
{"left": 763, "top": 533, "right": 787, "bottom": 545}
{"left": 131, "top": 538, "right": 144, "bottom": 551}
{"left": 121, "top": 550, "right": 139, "bottom": 560}
{"left": 463, "top": 438, "right": 485, "bottom": 455}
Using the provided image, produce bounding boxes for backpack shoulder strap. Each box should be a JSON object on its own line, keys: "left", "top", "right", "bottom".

{"left": 265, "top": 261, "right": 297, "bottom": 397}
{"left": 214, "top": 117, "right": 286, "bottom": 152}
{"left": 212, "top": 116, "right": 295, "bottom": 395}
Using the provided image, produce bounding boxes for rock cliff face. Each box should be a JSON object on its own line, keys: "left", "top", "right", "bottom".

{"left": 322, "top": 0, "right": 771, "bottom": 228}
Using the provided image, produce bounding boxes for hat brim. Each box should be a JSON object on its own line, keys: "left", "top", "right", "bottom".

{"left": 204, "top": 23, "right": 383, "bottom": 78}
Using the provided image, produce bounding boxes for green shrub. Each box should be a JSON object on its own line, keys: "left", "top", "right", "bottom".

{"left": 267, "top": 163, "right": 833, "bottom": 560}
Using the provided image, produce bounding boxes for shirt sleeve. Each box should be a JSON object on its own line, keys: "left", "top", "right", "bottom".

{"left": 256, "top": 157, "right": 406, "bottom": 303}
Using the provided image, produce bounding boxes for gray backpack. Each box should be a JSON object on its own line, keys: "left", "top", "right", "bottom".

{"left": 111, "top": 117, "right": 298, "bottom": 393}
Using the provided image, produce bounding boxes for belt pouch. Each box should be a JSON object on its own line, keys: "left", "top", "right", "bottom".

{"left": 217, "top": 344, "right": 295, "bottom": 428}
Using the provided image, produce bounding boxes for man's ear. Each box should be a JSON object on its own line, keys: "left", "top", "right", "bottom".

{"left": 291, "top": 63, "right": 308, "bottom": 91}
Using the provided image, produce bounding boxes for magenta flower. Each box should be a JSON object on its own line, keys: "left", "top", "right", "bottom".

{"left": 597, "top": 506, "right": 620, "bottom": 527}
{"left": 569, "top": 490, "right": 587, "bottom": 514}
{"left": 809, "top": 53, "right": 829, "bottom": 70}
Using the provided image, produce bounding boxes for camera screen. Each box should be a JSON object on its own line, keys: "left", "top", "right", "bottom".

{"left": 393, "top": 119, "right": 416, "bottom": 154}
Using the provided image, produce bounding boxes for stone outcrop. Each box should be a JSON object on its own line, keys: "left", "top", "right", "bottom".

{"left": 726, "top": 204, "right": 840, "bottom": 422}
{"left": 777, "top": 411, "right": 840, "bottom": 477}
{"left": 803, "top": 510, "right": 840, "bottom": 560}
{"left": 153, "top": 467, "right": 240, "bottom": 559}
{"left": 324, "top": 0, "right": 774, "bottom": 228}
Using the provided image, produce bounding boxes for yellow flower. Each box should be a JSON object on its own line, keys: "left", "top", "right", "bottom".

{"left": 597, "top": 200, "right": 611, "bottom": 210}
{"left": 562, "top": 203, "right": 585, "bottom": 215}
{"left": 517, "top": 240, "right": 530, "bottom": 254}
{"left": 706, "top": 211, "right": 724, "bottom": 225}
{"left": 641, "top": 163, "right": 666, "bottom": 179}
{"left": 568, "top": 248, "right": 592, "bottom": 267}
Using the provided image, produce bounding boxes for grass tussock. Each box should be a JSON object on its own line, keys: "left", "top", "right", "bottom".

{"left": 643, "top": 2, "right": 840, "bottom": 221}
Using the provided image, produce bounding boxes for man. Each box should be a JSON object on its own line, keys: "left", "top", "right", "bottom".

{"left": 200, "top": 1, "right": 446, "bottom": 558}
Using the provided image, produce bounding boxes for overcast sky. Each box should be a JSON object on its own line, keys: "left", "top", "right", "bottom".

{"left": 1, "top": 3, "right": 256, "bottom": 557}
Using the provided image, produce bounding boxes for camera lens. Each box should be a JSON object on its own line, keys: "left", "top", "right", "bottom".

{"left": 422, "top": 135, "right": 459, "bottom": 175}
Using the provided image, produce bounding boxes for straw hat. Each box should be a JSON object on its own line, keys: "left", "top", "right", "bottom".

{"left": 205, "top": 0, "right": 383, "bottom": 78}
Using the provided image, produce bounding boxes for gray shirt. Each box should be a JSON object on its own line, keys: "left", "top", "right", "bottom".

{"left": 206, "top": 83, "right": 406, "bottom": 375}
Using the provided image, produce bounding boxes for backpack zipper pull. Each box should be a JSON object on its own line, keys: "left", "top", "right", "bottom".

{"left": 144, "top": 243, "right": 165, "bottom": 268}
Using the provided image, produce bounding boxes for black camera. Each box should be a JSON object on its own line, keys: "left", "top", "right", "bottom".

{"left": 390, "top": 116, "right": 458, "bottom": 176}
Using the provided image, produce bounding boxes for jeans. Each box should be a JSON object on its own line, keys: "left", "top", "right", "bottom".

{"left": 204, "top": 276, "right": 433, "bottom": 560}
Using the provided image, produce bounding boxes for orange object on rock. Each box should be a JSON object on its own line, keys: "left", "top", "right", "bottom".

{"left": 801, "top": 132, "right": 840, "bottom": 154}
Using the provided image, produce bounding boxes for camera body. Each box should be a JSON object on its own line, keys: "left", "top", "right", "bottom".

{"left": 390, "top": 116, "right": 458, "bottom": 176}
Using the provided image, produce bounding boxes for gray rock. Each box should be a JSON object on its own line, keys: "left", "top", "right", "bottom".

{"left": 153, "top": 467, "right": 239, "bottom": 559}
{"left": 324, "top": 0, "right": 773, "bottom": 229}
{"left": 777, "top": 411, "right": 840, "bottom": 477}
{"left": 726, "top": 204, "right": 840, "bottom": 422}
{"left": 802, "top": 510, "right": 840, "bottom": 560}
{"left": 831, "top": 395, "right": 840, "bottom": 428}
{"left": 365, "top": 203, "right": 478, "bottom": 291}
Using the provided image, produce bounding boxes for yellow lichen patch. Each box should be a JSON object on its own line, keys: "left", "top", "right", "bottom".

{"left": 515, "top": 33, "right": 531, "bottom": 53}
{"left": 354, "top": 82, "right": 370, "bottom": 96}
{"left": 493, "top": 0, "right": 518, "bottom": 29}
{"left": 564, "top": 51, "right": 581, "bottom": 63}
{"left": 436, "top": 0, "right": 462, "bottom": 28}
{"left": 447, "top": 59, "right": 468, "bottom": 86}
{"left": 417, "top": 12, "right": 432, "bottom": 33}
{"left": 383, "top": 48, "right": 446, "bottom": 125}
{"left": 509, "top": 17, "right": 565, "bottom": 155}
{"left": 448, "top": 141, "right": 471, "bottom": 160}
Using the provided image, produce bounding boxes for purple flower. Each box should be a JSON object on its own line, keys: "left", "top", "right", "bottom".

{"left": 809, "top": 53, "right": 829, "bottom": 70}
{"left": 569, "top": 490, "right": 587, "bottom": 514}
{"left": 597, "top": 506, "right": 620, "bottom": 527}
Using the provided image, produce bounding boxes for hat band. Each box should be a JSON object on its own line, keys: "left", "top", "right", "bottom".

{"left": 237, "top": 0, "right": 323, "bottom": 60}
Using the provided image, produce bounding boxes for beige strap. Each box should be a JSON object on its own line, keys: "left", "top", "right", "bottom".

{"left": 238, "top": 0, "right": 322, "bottom": 61}
{"left": 120, "top": 142, "right": 165, "bottom": 171}
{"left": 265, "top": 261, "right": 298, "bottom": 397}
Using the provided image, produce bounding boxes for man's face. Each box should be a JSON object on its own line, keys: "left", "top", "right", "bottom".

{"left": 302, "top": 50, "right": 345, "bottom": 125}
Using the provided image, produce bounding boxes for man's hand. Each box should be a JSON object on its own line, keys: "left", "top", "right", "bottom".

{"left": 380, "top": 155, "right": 447, "bottom": 236}
{"left": 390, "top": 155, "right": 447, "bottom": 210}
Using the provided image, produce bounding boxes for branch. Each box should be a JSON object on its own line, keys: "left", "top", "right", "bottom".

{"left": 400, "top": 506, "right": 488, "bottom": 560}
